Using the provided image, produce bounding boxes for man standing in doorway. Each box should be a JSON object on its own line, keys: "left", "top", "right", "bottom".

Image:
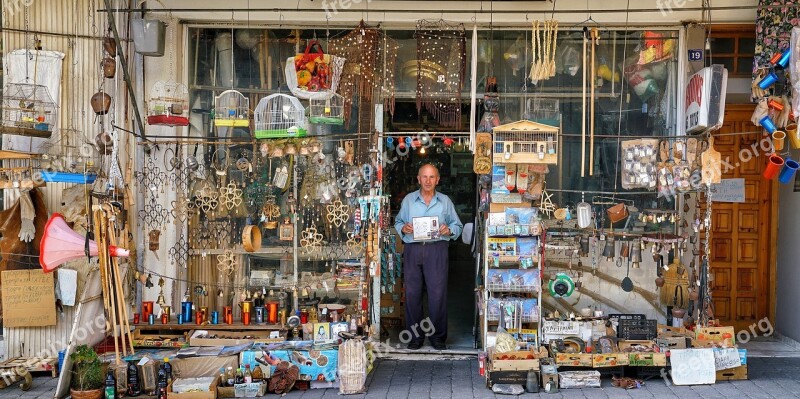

{"left": 395, "top": 164, "right": 463, "bottom": 350}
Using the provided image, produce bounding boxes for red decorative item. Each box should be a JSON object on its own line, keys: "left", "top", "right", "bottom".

{"left": 443, "top": 136, "right": 454, "bottom": 147}
{"left": 243, "top": 311, "right": 251, "bottom": 325}
{"left": 768, "top": 98, "right": 785, "bottom": 111}
{"left": 133, "top": 313, "right": 140, "bottom": 324}
{"left": 196, "top": 311, "right": 204, "bottom": 325}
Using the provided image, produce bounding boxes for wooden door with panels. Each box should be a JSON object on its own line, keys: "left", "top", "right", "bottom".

{"left": 700, "top": 104, "right": 775, "bottom": 331}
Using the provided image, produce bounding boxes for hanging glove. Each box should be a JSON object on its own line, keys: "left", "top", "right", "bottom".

{"left": 752, "top": 68, "right": 769, "bottom": 99}
{"left": 18, "top": 190, "right": 35, "bottom": 242}
{"left": 777, "top": 95, "right": 792, "bottom": 129}
{"left": 751, "top": 98, "right": 769, "bottom": 126}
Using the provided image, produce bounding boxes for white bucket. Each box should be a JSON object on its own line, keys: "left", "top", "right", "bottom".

{"left": 131, "top": 18, "right": 165, "bottom": 56}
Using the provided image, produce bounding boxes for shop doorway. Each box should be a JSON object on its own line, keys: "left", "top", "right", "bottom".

{"left": 382, "top": 141, "right": 477, "bottom": 350}
{"left": 702, "top": 104, "right": 775, "bottom": 332}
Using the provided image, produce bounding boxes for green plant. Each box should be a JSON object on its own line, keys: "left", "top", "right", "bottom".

{"left": 69, "top": 345, "right": 104, "bottom": 391}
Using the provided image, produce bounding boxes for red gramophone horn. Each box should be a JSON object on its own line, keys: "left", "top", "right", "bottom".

{"left": 39, "top": 213, "right": 129, "bottom": 273}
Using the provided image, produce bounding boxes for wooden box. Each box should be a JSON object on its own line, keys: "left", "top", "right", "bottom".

{"left": 131, "top": 329, "right": 188, "bottom": 348}
{"left": 696, "top": 327, "right": 735, "bottom": 348}
{"left": 487, "top": 370, "right": 529, "bottom": 387}
{"left": 591, "top": 353, "right": 629, "bottom": 368}
{"left": 554, "top": 353, "right": 593, "bottom": 367}
{"left": 490, "top": 350, "right": 541, "bottom": 371}
{"left": 628, "top": 353, "right": 668, "bottom": 367}
{"left": 617, "top": 340, "right": 657, "bottom": 352}
{"left": 656, "top": 336, "right": 690, "bottom": 350}
{"left": 169, "top": 376, "right": 219, "bottom": 399}
{"left": 217, "top": 382, "right": 268, "bottom": 398}
{"left": 558, "top": 370, "right": 601, "bottom": 389}
{"left": 716, "top": 364, "right": 747, "bottom": 381}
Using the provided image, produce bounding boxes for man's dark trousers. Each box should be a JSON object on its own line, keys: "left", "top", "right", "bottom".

{"left": 403, "top": 240, "right": 449, "bottom": 344}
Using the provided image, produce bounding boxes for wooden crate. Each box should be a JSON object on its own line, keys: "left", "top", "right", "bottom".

{"left": 716, "top": 364, "right": 747, "bottom": 381}
{"left": 0, "top": 357, "right": 58, "bottom": 377}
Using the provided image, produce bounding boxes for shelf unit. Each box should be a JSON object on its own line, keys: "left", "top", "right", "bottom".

{"left": 481, "top": 228, "right": 543, "bottom": 350}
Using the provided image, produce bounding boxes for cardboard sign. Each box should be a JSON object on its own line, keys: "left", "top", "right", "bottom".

{"left": 714, "top": 348, "right": 743, "bottom": 371}
{"left": 1, "top": 270, "right": 57, "bottom": 327}
{"left": 710, "top": 179, "right": 745, "bottom": 203}
{"left": 542, "top": 321, "right": 581, "bottom": 335}
{"left": 670, "top": 348, "right": 716, "bottom": 385}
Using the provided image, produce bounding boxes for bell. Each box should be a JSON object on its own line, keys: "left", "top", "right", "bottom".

{"left": 145, "top": 274, "right": 154, "bottom": 288}
{"left": 620, "top": 241, "right": 630, "bottom": 258}
{"left": 285, "top": 144, "right": 297, "bottom": 155}
{"left": 91, "top": 92, "right": 112, "bottom": 115}
{"left": 271, "top": 146, "right": 284, "bottom": 158}
{"left": 156, "top": 291, "right": 166, "bottom": 306}
{"left": 602, "top": 237, "right": 615, "bottom": 261}
{"left": 630, "top": 245, "right": 642, "bottom": 269}
{"left": 95, "top": 132, "right": 114, "bottom": 155}
{"left": 579, "top": 236, "right": 590, "bottom": 256}
{"left": 101, "top": 58, "right": 116, "bottom": 79}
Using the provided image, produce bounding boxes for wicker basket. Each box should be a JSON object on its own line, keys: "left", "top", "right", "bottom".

{"left": 70, "top": 388, "right": 103, "bottom": 399}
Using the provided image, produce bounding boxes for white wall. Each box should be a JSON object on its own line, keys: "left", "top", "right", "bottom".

{"left": 776, "top": 183, "right": 800, "bottom": 342}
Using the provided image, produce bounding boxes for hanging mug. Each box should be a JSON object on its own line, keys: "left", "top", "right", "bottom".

{"left": 763, "top": 153, "right": 785, "bottom": 180}
{"left": 91, "top": 92, "right": 112, "bottom": 115}
{"left": 101, "top": 58, "right": 116, "bottom": 79}
{"left": 778, "top": 158, "right": 800, "bottom": 184}
{"left": 772, "top": 130, "right": 786, "bottom": 151}
{"left": 788, "top": 123, "right": 800, "bottom": 149}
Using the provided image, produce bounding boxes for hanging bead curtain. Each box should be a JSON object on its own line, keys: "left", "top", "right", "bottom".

{"left": 414, "top": 20, "right": 467, "bottom": 128}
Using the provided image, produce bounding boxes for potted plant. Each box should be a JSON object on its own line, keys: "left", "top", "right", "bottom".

{"left": 69, "top": 345, "right": 104, "bottom": 399}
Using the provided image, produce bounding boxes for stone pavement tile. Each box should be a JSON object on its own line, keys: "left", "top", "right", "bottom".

{"left": 626, "top": 388, "right": 656, "bottom": 397}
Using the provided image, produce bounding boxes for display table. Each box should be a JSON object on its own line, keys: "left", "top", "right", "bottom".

{"left": 131, "top": 321, "right": 286, "bottom": 331}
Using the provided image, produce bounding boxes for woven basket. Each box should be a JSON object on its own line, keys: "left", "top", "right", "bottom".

{"left": 70, "top": 388, "right": 103, "bottom": 399}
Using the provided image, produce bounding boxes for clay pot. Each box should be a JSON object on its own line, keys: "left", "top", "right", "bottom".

{"left": 95, "top": 132, "right": 113, "bottom": 155}
{"left": 655, "top": 276, "right": 665, "bottom": 288}
{"left": 91, "top": 92, "right": 111, "bottom": 115}
{"left": 688, "top": 288, "right": 700, "bottom": 301}
{"left": 103, "top": 37, "right": 117, "bottom": 57}
{"left": 101, "top": 58, "right": 116, "bottom": 78}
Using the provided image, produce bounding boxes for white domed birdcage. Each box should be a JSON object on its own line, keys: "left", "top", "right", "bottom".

{"left": 254, "top": 93, "right": 307, "bottom": 138}
{"left": 308, "top": 93, "right": 344, "bottom": 125}
{"left": 2, "top": 83, "right": 58, "bottom": 138}
{"left": 214, "top": 89, "right": 250, "bottom": 128}
{"left": 147, "top": 81, "right": 189, "bottom": 126}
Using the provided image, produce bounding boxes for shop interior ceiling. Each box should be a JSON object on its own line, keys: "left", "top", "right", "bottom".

{"left": 102, "top": 0, "right": 758, "bottom": 26}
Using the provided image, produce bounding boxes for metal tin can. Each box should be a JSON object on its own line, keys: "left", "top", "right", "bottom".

{"left": 148, "top": 313, "right": 155, "bottom": 325}
{"left": 211, "top": 311, "right": 219, "bottom": 324}
{"left": 161, "top": 313, "right": 168, "bottom": 324}
{"left": 196, "top": 311, "right": 204, "bottom": 325}
{"left": 177, "top": 314, "right": 184, "bottom": 324}
{"left": 255, "top": 307, "right": 264, "bottom": 324}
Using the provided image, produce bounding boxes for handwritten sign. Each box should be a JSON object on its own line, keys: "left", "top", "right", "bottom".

{"left": 542, "top": 321, "right": 581, "bottom": 335}
{"left": 714, "top": 348, "right": 742, "bottom": 371}
{"left": 710, "top": 178, "right": 745, "bottom": 203}
{"left": 1, "top": 270, "right": 56, "bottom": 327}
{"left": 670, "top": 348, "right": 716, "bottom": 385}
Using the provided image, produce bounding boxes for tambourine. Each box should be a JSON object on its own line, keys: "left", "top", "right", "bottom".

{"left": 242, "top": 225, "right": 262, "bottom": 252}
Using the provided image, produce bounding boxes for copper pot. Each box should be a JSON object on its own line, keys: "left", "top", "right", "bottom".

{"left": 103, "top": 37, "right": 117, "bottom": 57}
{"left": 101, "top": 58, "right": 116, "bottom": 78}
{"left": 655, "top": 276, "right": 665, "bottom": 288}
{"left": 91, "top": 92, "right": 111, "bottom": 115}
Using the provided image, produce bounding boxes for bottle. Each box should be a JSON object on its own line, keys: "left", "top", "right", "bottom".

{"left": 104, "top": 369, "right": 117, "bottom": 399}
{"left": 244, "top": 364, "right": 252, "bottom": 383}
{"left": 156, "top": 364, "right": 168, "bottom": 399}
{"left": 525, "top": 370, "right": 539, "bottom": 393}
{"left": 226, "top": 366, "right": 235, "bottom": 386}
{"left": 162, "top": 358, "right": 173, "bottom": 383}
{"left": 219, "top": 368, "right": 226, "bottom": 387}
{"left": 235, "top": 367, "right": 245, "bottom": 384}
{"left": 127, "top": 361, "right": 141, "bottom": 397}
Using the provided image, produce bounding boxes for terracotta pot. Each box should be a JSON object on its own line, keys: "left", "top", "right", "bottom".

{"left": 91, "top": 92, "right": 111, "bottom": 115}
{"left": 70, "top": 388, "right": 103, "bottom": 399}
{"left": 101, "top": 58, "right": 116, "bottom": 78}
{"left": 103, "top": 37, "right": 117, "bottom": 57}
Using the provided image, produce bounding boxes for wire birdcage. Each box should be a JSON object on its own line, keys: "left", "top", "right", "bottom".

{"left": 308, "top": 93, "right": 345, "bottom": 125}
{"left": 147, "top": 81, "right": 189, "bottom": 126}
{"left": 254, "top": 93, "right": 307, "bottom": 138}
{"left": 493, "top": 120, "right": 560, "bottom": 165}
{"left": 214, "top": 89, "right": 250, "bottom": 128}
{"left": 2, "top": 83, "right": 58, "bottom": 137}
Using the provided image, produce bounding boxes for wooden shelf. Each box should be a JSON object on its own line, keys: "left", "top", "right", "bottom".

{"left": 0, "top": 180, "right": 45, "bottom": 189}
{"left": 132, "top": 321, "right": 286, "bottom": 331}
{"left": 0, "top": 150, "right": 41, "bottom": 160}
{"left": 0, "top": 126, "right": 52, "bottom": 138}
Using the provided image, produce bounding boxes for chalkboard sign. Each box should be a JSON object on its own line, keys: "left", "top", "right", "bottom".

{"left": 1, "top": 270, "right": 56, "bottom": 327}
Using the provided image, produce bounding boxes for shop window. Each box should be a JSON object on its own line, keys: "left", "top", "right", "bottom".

{"left": 705, "top": 25, "right": 756, "bottom": 78}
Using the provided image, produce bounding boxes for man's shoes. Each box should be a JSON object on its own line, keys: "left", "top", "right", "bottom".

{"left": 407, "top": 340, "right": 424, "bottom": 350}
{"left": 430, "top": 339, "right": 447, "bottom": 350}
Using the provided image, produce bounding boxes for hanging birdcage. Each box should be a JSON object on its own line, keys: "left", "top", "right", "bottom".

{"left": 147, "top": 81, "right": 189, "bottom": 126}
{"left": 254, "top": 93, "right": 307, "bottom": 138}
{"left": 39, "top": 127, "right": 97, "bottom": 172}
{"left": 2, "top": 83, "right": 58, "bottom": 138}
{"left": 493, "top": 120, "right": 560, "bottom": 164}
{"left": 308, "top": 93, "right": 345, "bottom": 125}
{"left": 214, "top": 89, "right": 250, "bottom": 128}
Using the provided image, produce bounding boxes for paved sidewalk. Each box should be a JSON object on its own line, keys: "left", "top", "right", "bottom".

{"left": 4, "top": 357, "right": 800, "bottom": 398}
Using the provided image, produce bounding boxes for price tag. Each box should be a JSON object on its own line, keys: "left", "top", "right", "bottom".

{"left": 688, "top": 49, "right": 703, "bottom": 61}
